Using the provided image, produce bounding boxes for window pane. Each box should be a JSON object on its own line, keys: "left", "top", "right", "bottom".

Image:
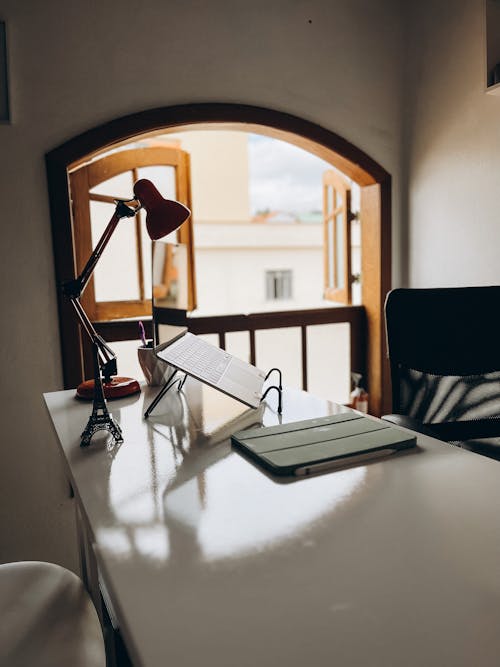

{"left": 90, "top": 171, "right": 134, "bottom": 199}
{"left": 90, "top": 201, "right": 140, "bottom": 301}
{"left": 326, "top": 187, "right": 333, "bottom": 215}
{"left": 152, "top": 241, "right": 190, "bottom": 310}
{"left": 334, "top": 189, "right": 343, "bottom": 209}
{"left": 307, "top": 323, "right": 350, "bottom": 403}
{"left": 335, "top": 211, "right": 344, "bottom": 289}
{"left": 327, "top": 219, "right": 334, "bottom": 288}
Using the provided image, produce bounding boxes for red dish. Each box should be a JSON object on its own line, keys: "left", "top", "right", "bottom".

{"left": 76, "top": 376, "right": 141, "bottom": 400}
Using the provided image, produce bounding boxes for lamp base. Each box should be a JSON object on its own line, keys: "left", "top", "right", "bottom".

{"left": 76, "top": 376, "right": 141, "bottom": 400}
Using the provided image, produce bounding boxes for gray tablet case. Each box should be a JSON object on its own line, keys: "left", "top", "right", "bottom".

{"left": 231, "top": 412, "right": 417, "bottom": 476}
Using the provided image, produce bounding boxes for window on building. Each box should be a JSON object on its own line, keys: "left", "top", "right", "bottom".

{"left": 266, "top": 269, "right": 293, "bottom": 300}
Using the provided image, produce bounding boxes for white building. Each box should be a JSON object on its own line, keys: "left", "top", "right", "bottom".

{"left": 166, "top": 130, "right": 352, "bottom": 402}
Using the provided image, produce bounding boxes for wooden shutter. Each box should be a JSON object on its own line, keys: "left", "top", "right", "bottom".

{"left": 69, "top": 146, "right": 196, "bottom": 323}
{"left": 323, "top": 169, "right": 352, "bottom": 305}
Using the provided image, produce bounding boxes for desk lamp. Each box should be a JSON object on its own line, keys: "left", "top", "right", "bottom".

{"left": 63, "top": 179, "right": 190, "bottom": 447}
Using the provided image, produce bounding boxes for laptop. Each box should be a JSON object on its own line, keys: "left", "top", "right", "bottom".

{"left": 152, "top": 241, "right": 266, "bottom": 408}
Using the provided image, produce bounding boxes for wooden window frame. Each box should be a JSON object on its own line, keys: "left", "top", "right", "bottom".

{"left": 46, "top": 103, "right": 391, "bottom": 415}
{"left": 70, "top": 146, "right": 195, "bottom": 323}
{"left": 322, "top": 169, "right": 352, "bottom": 305}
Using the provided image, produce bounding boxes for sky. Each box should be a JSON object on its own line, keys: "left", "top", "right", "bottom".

{"left": 248, "top": 134, "right": 331, "bottom": 216}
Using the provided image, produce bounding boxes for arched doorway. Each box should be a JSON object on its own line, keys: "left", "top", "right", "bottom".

{"left": 46, "top": 103, "right": 391, "bottom": 414}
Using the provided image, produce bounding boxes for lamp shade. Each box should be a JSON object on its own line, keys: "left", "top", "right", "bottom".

{"left": 133, "top": 179, "right": 191, "bottom": 240}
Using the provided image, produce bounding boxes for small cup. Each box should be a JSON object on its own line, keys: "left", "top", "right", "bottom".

{"left": 137, "top": 344, "right": 171, "bottom": 386}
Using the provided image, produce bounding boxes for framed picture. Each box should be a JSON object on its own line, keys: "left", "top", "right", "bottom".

{"left": 0, "top": 21, "right": 10, "bottom": 123}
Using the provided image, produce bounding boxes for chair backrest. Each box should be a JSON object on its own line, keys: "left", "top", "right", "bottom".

{"left": 385, "top": 287, "right": 500, "bottom": 429}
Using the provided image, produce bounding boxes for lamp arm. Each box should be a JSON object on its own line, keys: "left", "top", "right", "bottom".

{"left": 64, "top": 200, "right": 138, "bottom": 300}
{"left": 62, "top": 199, "right": 139, "bottom": 382}
{"left": 63, "top": 180, "right": 188, "bottom": 444}
{"left": 70, "top": 297, "right": 117, "bottom": 381}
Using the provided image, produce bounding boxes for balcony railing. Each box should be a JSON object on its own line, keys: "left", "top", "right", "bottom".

{"left": 96, "top": 305, "right": 366, "bottom": 395}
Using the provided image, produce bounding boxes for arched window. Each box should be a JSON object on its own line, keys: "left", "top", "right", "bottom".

{"left": 46, "top": 104, "right": 391, "bottom": 414}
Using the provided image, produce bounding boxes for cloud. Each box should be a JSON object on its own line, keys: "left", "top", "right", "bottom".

{"left": 248, "top": 134, "right": 331, "bottom": 214}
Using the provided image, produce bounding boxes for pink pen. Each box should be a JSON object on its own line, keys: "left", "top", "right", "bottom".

{"left": 138, "top": 321, "right": 147, "bottom": 347}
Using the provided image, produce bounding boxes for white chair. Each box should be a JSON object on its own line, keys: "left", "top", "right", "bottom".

{"left": 0, "top": 561, "right": 106, "bottom": 667}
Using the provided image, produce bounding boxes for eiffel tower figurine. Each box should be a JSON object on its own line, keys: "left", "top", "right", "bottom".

{"left": 80, "top": 343, "right": 124, "bottom": 448}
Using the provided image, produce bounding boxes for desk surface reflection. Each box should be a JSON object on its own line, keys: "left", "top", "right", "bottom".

{"left": 45, "top": 379, "right": 500, "bottom": 667}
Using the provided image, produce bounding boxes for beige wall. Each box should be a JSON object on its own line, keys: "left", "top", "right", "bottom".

{"left": 0, "top": 0, "right": 404, "bottom": 569}
{"left": 406, "top": 0, "right": 500, "bottom": 287}
{"left": 174, "top": 131, "right": 251, "bottom": 222}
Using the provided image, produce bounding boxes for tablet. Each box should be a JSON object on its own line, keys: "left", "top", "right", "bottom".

{"left": 231, "top": 413, "right": 417, "bottom": 476}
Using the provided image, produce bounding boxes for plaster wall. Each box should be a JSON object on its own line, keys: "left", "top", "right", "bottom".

{"left": 175, "top": 131, "right": 251, "bottom": 222}
{"left": 406, "top": 0, "right": 500, "bottom": 287}
{"left": 0, "top": 0, "right": 403, "bottom": 569}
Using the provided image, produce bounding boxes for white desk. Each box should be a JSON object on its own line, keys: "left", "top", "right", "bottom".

{"left": 45, "top": 380, "right": 500, "bottom": 667}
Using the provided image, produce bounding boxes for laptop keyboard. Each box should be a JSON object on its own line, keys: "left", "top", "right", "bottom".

{"left": 166, "top": 335, "right": 231, "bottom": 385}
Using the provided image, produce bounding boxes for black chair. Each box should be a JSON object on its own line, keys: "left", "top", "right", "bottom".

{"left": 382, "top": 286, "right": 500, "bottom": 460}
